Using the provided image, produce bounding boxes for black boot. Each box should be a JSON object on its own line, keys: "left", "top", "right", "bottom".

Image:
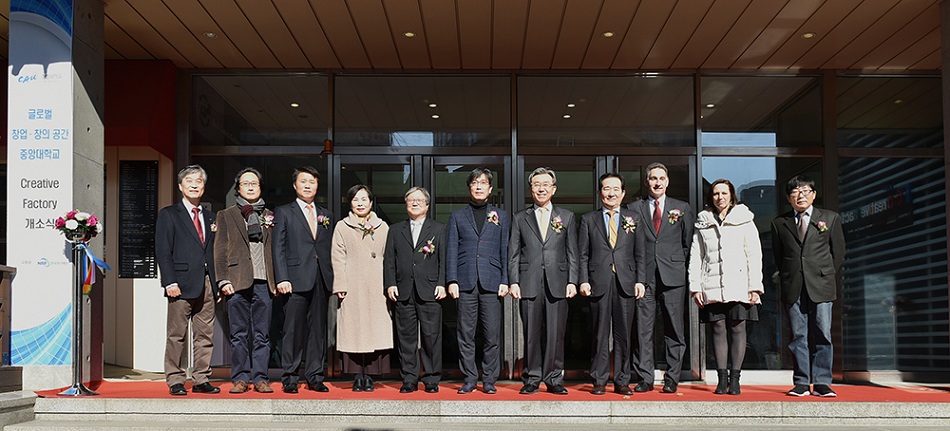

{"left": 714, "top": 369, "right": 728, "bottom": 394}
{"left": 728, "top": 369, "right": 741, "bottom": 395}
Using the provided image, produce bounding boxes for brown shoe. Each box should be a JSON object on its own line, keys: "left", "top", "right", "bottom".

{"left": 254, "top": 381, "right": 274, "bottom": 393}
{"left": 229, "top": 381, "right": 249, "bottom": 394}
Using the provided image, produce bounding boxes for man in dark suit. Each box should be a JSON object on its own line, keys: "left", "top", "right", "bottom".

{"left": 272, "top": 166, "right": 334, "bottom": 393}
{"left": 631, "top": 162, "right": 694, "bottom": 394}
{"left": 155, "top": 165, "right": 220, "bottom": 396}
{"left": 771, "top": 175, "right": 846, "bottom": 398}
{"left": 384, "top": 187, "right": 447, "bottom": 394}
{"left": 509, "top": 167, "right": 579, "bottom": 396}
{"left": 579, "top": 172, "right": 646, "bottom": 395}
{"left": 446, "top": 167, "right": 510, "bottom": 394}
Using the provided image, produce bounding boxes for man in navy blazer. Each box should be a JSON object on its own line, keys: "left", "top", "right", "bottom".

{"left": 771, "top": 175, "right": 846, "bottom": 398}
{"left": 579, "top": 173, "right": 646, "bottom": 395}
{"left": 447, "top": 167, "right": 510, "bottom": 394}
{"left": 272, "top": 166, "right": 334, "bottom": 393}
{"left": 508, "top": 167, "right": 579, "bottom": 395}
{"left": 631, "top": 162, "right": 695, "bottom": 394}
{"left": 155, "top": 165, "right": 220, "bottom": 396}
{"left": 384, "top": 187, "right": 447, "bottom": 394}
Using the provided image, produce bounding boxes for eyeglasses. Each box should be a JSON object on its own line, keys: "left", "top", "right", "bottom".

{"left": 470, "top": 180, "right": 491, "bottom": 188}
{"left": 531, "top": 183, "right": 554, "bottom": 190}
{"left": 790, "top": 189, "right": 815, "bottom": 197}
{"left": 239, "top": 181, "right": 260, "bottom": 187}
{"left": 406, "top": 198, "right": 427, "bottom": 205}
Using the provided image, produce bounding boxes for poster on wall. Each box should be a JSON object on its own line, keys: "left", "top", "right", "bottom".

{"left": 118, "top": 161, "right": 158, "bottom": 278}
{"left": 6, "top": 0, "right": 75, "bottom": 366}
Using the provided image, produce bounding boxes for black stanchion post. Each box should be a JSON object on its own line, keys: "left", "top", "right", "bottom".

{"left": 58, "top": 233, "right": 98, "bottom": 396}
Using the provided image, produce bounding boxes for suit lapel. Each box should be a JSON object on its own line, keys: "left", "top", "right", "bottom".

{"left": 201, "top": 205, "right": 214, "bottom": 250}
{"left": 290, "top": 202, "right": 314, "bottom": 241}
{"left": 418, "top": 218, "right": 434, "bottom": 248}
{"left": 464, "top": 205, "right": 479, "bottom": 236}
{"left": 261, "top": 208, "right": 272, "bottom": 244}
{"left": 176, "top": 202, "right": 204, "bottom": 247}
{"left": 402, "top": 220, "right": 415, "bottom": 248}
{"left": 640, "top": 200, "right": 657, "bottom": 240}
{"left": 783, "top": 211, "right": 802, "bottom": 245}
{"left": 234, "top": 206, "right": 249, "bottom": 246}
{"left": 596, "top": 208, "right": 610, "bottom": 245}
{"left": 526, "top": 207, "right": 544, "bottom": 243}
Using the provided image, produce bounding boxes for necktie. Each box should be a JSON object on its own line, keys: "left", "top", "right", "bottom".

{"left": 798, "top": 211, "right": 808, "bottom": 241}
{"left": 653, "top": 199, "right": 662, "bottom": 233}
{"left": 192, "top": 207, "right": 204, "bottom": 245}
{"left": 306, "top": 204, "right": 317, "bottom": 238}
{"left": 608, "top": 210, "right": 618, "bottom": 249}
{"left": 539, "top": 207, "right": 549, "bottom": 241}
{"left": 411, "top": 221, "right": 421, "bottom": 246}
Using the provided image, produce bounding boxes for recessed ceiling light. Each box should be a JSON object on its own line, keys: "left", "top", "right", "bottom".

{"left": 290, "top": 103, "right": 300, "bottom": 108}
{"left": 705, "top": 103, "right": 716, "bottom": 108}
{"left": 404, "top": 32, "right": 415, "bottom": 38}
{"left": 562, "top": 114, "right": 571, "bottom": 119}
{"left": 894, "top": 99, "right": 903, "bottom": 104}
{"left": 801, "top": 32, "right": 816, "bottom": 39}
{"left": 203, "top": 32, "right": 218, "bottom": 39}
{"left": 602, "top": 31, "right": 614, "bottom": 38}
{"left": 566, "top": 103, "right": 576, "bottom": 108}
{"left": 432, "top": 114, "right": 440, "bottom": 119}
{"left": 428, "top": 103, "right": 437, "bottom": 108}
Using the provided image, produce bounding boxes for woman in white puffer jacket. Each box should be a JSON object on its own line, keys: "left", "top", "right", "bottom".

{"left": 689, "top": 179, "right": 763, "bottom": 396}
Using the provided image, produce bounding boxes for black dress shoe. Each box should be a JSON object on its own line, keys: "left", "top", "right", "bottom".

{"left": 634, "top": 382, "right": 654, "bottom": 392}
{"left": 400, "top": 382, "right": 418, "bottom": 393}
{"left": 482, "top": 383, "right": 497, "bottom": 394}
{"left": 591, "top": 385, "right": 607, "bottom": 395}
{"left": 363, "top": 376, "right": 375, "bottom": 392}
{"left": 614, "top": 385, "right": 634, "bottom": 395}
{"left": 458, "top": 382, "right": 477, "bottom": 394}
{"left": 352, "top": 376, "right": 364, "bottom": 392}
{"left": 424, "top": 383, "right": 439, "bottom": 393}
{"left": 169, "top": 383, "right": 187, "bottom": 396}
{"left": 282, "top": 383, "right": 298, "bottom": 394}
{"left": 662, "top": 381, "right": 678, "bottom": 393}
{"left": 192, "top": 382, "right": 220, "bottom": 394}
{"left": 547, "top": 384, "right": 569, "bottom": 395}
{"left": 309, "top": 381, "right": 330, "bottom": 392}
{"left": 519, "top": 384, "right": 539, "bottom": 395}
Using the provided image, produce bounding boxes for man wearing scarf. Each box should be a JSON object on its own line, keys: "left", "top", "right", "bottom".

{"left": 214, "top": 167, "right": 277, "bottom": 393}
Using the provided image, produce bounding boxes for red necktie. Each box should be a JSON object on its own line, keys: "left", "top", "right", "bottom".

{"left": 192, "top": 207, "right": 205, "bottom": 245}
{"left": 653, "top": 199, "right": 662, "bottom": 233}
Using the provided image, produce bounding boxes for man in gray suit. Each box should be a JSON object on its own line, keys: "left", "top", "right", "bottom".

{"left": 771, "top": 175, "right": 845, "bottom": 398}
{"left": 508, "top": 167, "right": 578, "bottom": 395}
{"left": 631, "top": 162, "right": 694, "bottom": 394}
{"left": 579, "top": 173, "right": 646, "bottom": 395}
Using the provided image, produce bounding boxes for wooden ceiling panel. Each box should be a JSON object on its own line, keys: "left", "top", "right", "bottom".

{"left": 612, "top": 0, "right": 676, "bottom": 69}
{"left": 760, "top": 0, "right": 860, "bottom": 70}
{"left": 581, "top": 0, "right": 638, "bottom": 70}
{"left": 456, "top": 0, "right": 492, "bottom": 69}
{"left": 273, "top": 0, "right": 340, "bottom": 69}
{"left": 670, "top": 0, "right": 750, "bottom": 69}
{"left": 103, "top": 15, "right": 152, "bottom": 60}
{"left": 822, "top": 0, "right": 931, "bottom": 70}
{"left": 347, "top": 0, "right": 401, "bottom": 69}
{"left": 309, "top": 0, "right": 371, "bottom": 69}
{"left": 911, "top": 49, "right": 941, "bottom": 70}
{"left": 126, "top": 0, "right": 221, "bottom": 68}
{"left": 383, "top": 0, "right": 431, "bottom": 69}
{"left": 551, "top": 0, "right": 603, "bottom": 69}
{"left": 795, "top": 0, "right": 902, "bottom": 70}
{"left": 881, "top": 27, "right": 940, "bottom": 71}
{"left": 105, "top": 0, "right": 192, "bottom": 67}
{"left": 198, "top": 0, "right": 281, "bottom": 68}
{"left": 236, "top": 0, "right": 311, "bottom": 68}
{"left": 491, "top": 0, "right": 529, "bottom": 70}
{"left": 642, "top": 0, "right": 714, "bottom": 70}
{"left": 851, "top": 3, "right": 940, "bottom": 71}
{"left": 701, "top": 0, "right": 787, "bottom": 69}
{"left": 521, "top": 0, "right": 565, "bottom": 69}
{"left": 731, "top": 0, "right": 823, "bottom": 70}
{"left": 420, "top": 0, "right": 461, "bottom": 69}
{"left": 163, "top": 1, "right": 251, "bottom": 68}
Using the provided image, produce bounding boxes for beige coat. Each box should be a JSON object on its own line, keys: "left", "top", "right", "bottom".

{"left": 331, "top": 211, "right": 393, "bottom": 353}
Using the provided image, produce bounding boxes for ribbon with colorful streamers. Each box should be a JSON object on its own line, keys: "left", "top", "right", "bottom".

{"left": 76, "top": 244, "right": 111, "bottom": 295}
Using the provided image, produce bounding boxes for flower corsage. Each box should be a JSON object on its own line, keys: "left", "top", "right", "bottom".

{"left": 668, "top": 209, "right": 683, "bottom": 224}
{"left": 550, "top": 216, "right": 564, "bottom": 233}
{"left": 419, "top": 237, "right": 436, "bottom": 258}
{"left": 621, "top": 216, "right": 637, "bottom": 233}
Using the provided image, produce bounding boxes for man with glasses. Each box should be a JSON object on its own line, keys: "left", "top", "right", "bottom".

{"left": 508, "top": 168, "right": 578, "bottom": 395}
{"left": 771, "top": 176, "right": 846, "bottom": 398}
{"left": 446, "top": 167, "right": 510, "bottom": 394}
{"left": 384, "top": 187, "right": 447, "bottom": 394}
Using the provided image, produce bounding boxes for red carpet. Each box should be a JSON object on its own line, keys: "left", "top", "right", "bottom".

{"left": 35, "top": 381, "right": 949, "bottom": 402}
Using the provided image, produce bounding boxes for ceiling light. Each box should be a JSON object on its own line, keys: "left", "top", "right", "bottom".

{"left": 432, "top": 114, "right": 440, "bottom": 119}
{"left": 602, "top": 31, "right": 614, "bottom": 38}
{"left": 203, "top": 32, "right": 218, "bottom": 38}
{"left": 894, "top": 99, "right": 903, "bottom": 104}
{"left": 562, "top": 114, "right": 571, "bottom": 119}
{"left": 566, "top": 103, "right": 576, "bottom": 108}
{"left": 290, "top": 103, "right": 300, "bottom": 108}
{"left": 404, "top": 32, "right": 415, "bottom": 38}
{"left": 428, "top": 103, "right": 437, "bottom": 108}
{"left": 705, "top": 103, "right": 716, "bottom": 108}
{"left": 801, "top": 32, "right": 816, "bottom": 39}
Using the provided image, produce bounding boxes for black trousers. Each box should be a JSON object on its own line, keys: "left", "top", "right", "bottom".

{"left": 394, "top": 284, "right": 443, "bottom": 385}
{"left": 589, "top": 274, "right": 636, "bottom": 387}
{"left": 520, "top": 281, "right": 568, "bottom": 388}
{"left": 634, "top": 270, "right": 687, "bottom": 385}
{"left": 456, "top": 283, "right": 502, "bottom": 384}
{"left": 280, "top": 281, "right": 329, "bottom": 386}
